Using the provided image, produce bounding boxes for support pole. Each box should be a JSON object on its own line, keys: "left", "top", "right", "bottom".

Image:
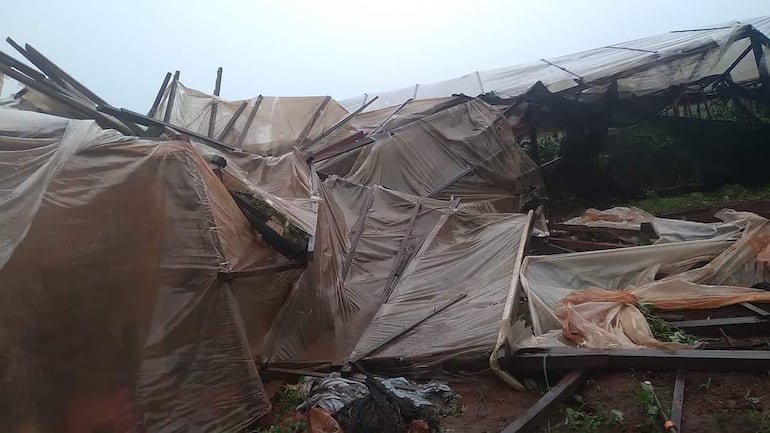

{"left": 341, "top": 188, "right": 376, "bottom": 280}
{"left": 208, "top": 67, "right": 223, "bottom": 138}
{"left": 163, "top": 70, "right": 180, "bottom": 123}
{"left": 147, "top": 72, "right": 171, "bottom": 117}
{"left": 500, "top": 371, "right": 586, "bottom": 433}
{"left": 295, "top": 96, "right": 331, "bottom": 147}
{"left": 216, "top": 100, "right": 248, "bottom": 142}
{"left": 301, "top": 96, "right": 379, "bottom": 151}
{"left": 236, "top": 95, "right": 263, "bottom": 148}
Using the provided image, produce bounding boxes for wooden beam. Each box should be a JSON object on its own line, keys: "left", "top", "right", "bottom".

{"left": 301, "top": 96, "right": 379, "bottom": 150}
{"left": 750, "top": 33, "right": 770, "bottom": 97}
{"left": 97, "top": 105, "right": 236, "bottom": 152}
{"left": 673, "top": 316, "right": 769, "bottom": 336}
{"left": 381, "top": 200, "right": 422, "bottom": 299}
{"left": 216, "top": 100, "right": 248, "bottom": 142}
{"left": 671, "top": 370, "right": 686, "bottom": 431}
{"left": 207, "top": 66, "right": 223, "bottom": 138}
{"left": 369, "top": 98, "right": 412, "bottom": 136}
{"left": 351, "top": 293, "right": 468, "bottom": 362}
{"left": 500, "top": 371, "right": 586, "bottom": 433}
{"left": 163, "top": 70, "right": 180, "bottom": 123}
{"left": 341, "top": 188, "right": 376, "bottom": 280}
{"left": 505, "top": 348, "right": 770, "bottom": 374}
{"left": 23, "top": 42, "right": 108, "bottom": 105}
{"left": 0, "top": 62, "right": 133, "bottom": 134}
{"left": 236, "top": 95, "right": 263, "bottom": 148}
{"left": 295, "top": 96, "right": 331, "bottom": 147}
{"left": 147, "top": 72, "right": 171, "bottom": 118}
{"left": 724, "top": 44, "right": 753, "bottom": 77}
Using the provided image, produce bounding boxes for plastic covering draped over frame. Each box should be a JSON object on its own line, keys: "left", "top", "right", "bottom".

{"left": 155, "top": 83, "right": 355, "bottom": 155}
{"left": 0, "top": 108, "right": 299, "bottom": 433}
{"left": 518, "top": 214, "right": 770, "bottom": 349}
{"left": 340, "top": 17, "right": 770, "bottom": 112}
{"left": 329, "top": 99, "right": 542, "bottom": 210}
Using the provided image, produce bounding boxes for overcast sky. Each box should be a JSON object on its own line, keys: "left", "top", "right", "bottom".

{"left": 1, "top": 0, "right": 767, "bottom": 111}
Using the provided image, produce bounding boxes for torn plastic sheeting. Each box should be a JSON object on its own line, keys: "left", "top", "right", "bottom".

{"left": 260, "top": 179, "right": 451, "bottom": 363}
{"left": 0, "top": 109, "right": 294, "bottom": 432}
{"left": 561, "top": 206, "right": 751, "bottom": 243}
{"left": 303, "top": 375, "right": 451, "bottom": 415}
{"left": 339, "top": 99, "right": 542, "bottom": 209}
{"left": 351, "top": 210, "right": 532, "bottom": 365}
{"left": 520, "top": 215, "right": 770, "bottom": 349}
{"left": 155, "top": 82, "right": 356, "bottom": 156}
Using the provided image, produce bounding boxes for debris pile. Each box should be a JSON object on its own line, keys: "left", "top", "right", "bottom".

{"left": 0, "top": 14, "right": 769, "bottom": 433}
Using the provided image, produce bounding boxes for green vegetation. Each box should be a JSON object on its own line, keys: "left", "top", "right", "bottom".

{"left": 444, "top": 392, "right": 464, "bottom": 416}
{"left": 629, "top": 183, "right": 770, "bottom": 215}
{"left": 562, "top": 407, "right": 625, "bottom": 432}
{"left": 742, "top": 409, "right": 770, "bottom": 433}
{"left": 631, "top": 383, "right": 662, "bottom": 432}
{"left": 253, "top": 385, "right": 307, "bottom": 433}
{"left": 639, "top": 303, "right": 700, "bottom": 346}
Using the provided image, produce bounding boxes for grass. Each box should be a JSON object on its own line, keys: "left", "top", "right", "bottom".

{"left": 444, "top": 392, "right": 464, "bottom": 416}
{"left": 562, "top": 407, "right": 625, "bottom": 432}
{"left": 628, "top": 183, "right": 770, "bottom": 215}
{"left": 742, "top": 409, "right": 770, "bottom": 433}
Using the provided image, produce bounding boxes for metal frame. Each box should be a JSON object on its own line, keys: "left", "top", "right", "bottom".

{"left": 500, "top": 371, "right": 586, "bottom": 433}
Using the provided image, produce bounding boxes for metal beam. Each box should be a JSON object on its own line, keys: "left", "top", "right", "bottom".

{"left": 671, "top": 370, "right": 686, "bottom": 431}
{"left": 672, "top": 316, "right": 769, "bottom": 336}
{"left": 207, "top": 66, "right": 223, "bottom": 138}
{"left": 505, "top": 348, "right": 770, "bottom": 374}
{"left": 500, "top": 371, "right": 586, "bottom": 433}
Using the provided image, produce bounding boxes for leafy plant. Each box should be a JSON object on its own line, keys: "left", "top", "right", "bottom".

{"left": 699, "top": 377, "right": 713, "bottom": 391}
{"left": 632, "top": 383, "right": 661, "bottom": 431}
{"left": 445, "top": 392, "right": 464, "bottom": 416}
{"left": 639, "top": 303, "right": 699, "bottom": 346}
{"left": 562, "top": 407, "right": 624, "bottom": 432}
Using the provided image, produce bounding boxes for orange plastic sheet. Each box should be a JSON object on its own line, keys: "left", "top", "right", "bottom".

{"left": 0, "top": 109, "right": 297, "bottom": 433}
{"left": 518, "top": 215, "right": 770, "bottom": 349}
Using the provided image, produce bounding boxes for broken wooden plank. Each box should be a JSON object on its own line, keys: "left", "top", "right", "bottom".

{"left": 163, "top": 70, "right": 180, "bottom": 123}
{"left": 216, "top": 100, "right": 248, "bottom": 142}
{"left": 301, "top": 96, "right": 379, "bottom": 150}
{"left": 671, "top": 369, "right": 686, "bottom": 431}
{"left": 500, "top": 371, "right": 586, "bottom": 433}
{"left": 207, "top": 66, "right": 223, "bottom": 138}
{"left": 148, "top": 72, "right": 172, "bottom": 118}
{"left": 341, "top": 188, "right": 376, "bottom": 280}
{"left": 97, "top": 105, "right": 236, "bottom": 152}
{"left": 236, "top": 95, "right": 263, "bottom": 148}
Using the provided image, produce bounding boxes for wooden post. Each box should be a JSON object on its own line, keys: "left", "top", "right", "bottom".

{"left": 216, "top": 100, "right": 248, "bottom": 142}
{"left": 147, "top": 72, "right": 171, "bottom": 117}
{"left": 301, "top": 96, "right": 379, "bottom": 150}
{"left": 369, "top": 98, "right": 412, "bottom": 136}
{"left": 236, "top": 95, "right": 263, "bottom": 148}
{"left": 163, "top": 71, "right": 180, "bottom": 123}
{"left": 207, "top": 67, "right": 223, "bottom": 138}
{"left": 295, "top": 96, "right": 331, "bottom": 147}
{"left": 750, "top": 33, "right": 770, "bottom": 97}
{"left": 381, "top": 200, "right": 422, "bottom": 299}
